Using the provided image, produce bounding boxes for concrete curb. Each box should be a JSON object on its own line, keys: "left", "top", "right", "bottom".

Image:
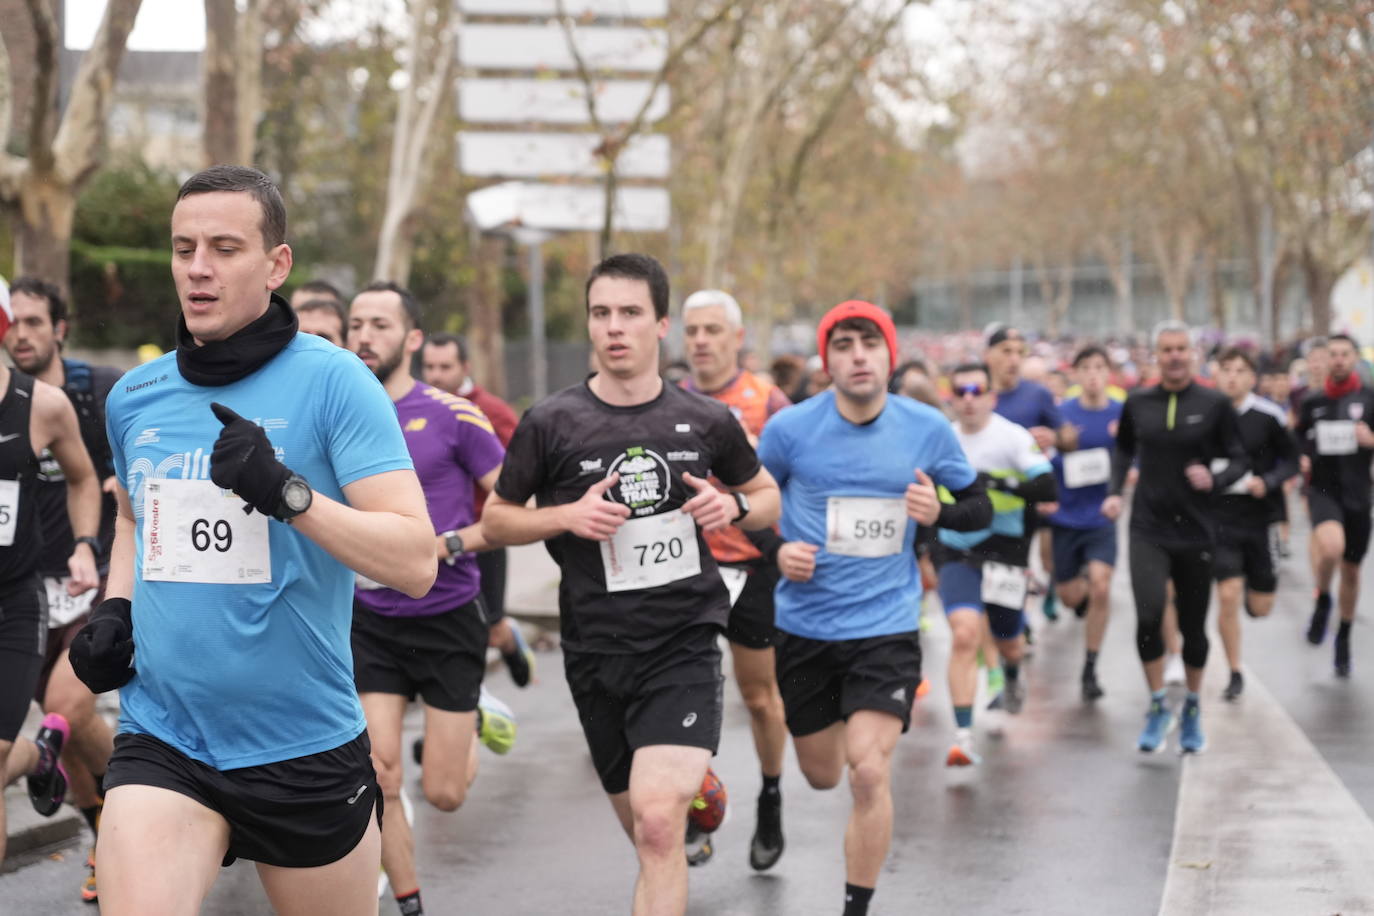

{"left": 1159, "top": 662, "right": 1374, "bottom": 915}
{"left": 3, "top": 784, "right": 84, "bottom": 866}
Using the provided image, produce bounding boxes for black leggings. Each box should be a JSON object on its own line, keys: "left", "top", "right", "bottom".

{"left": 1129, "top": 537, "right": 1212, "bottom": 669}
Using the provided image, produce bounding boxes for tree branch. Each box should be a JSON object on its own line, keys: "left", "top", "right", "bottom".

{"left": 52, "top": 0, "right": 143, "bottom": 185}
{"left": 23, "top": 0, "right": 59, "bottom": 174}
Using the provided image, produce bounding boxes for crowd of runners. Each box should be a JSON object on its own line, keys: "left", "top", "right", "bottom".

{"left": 0, "top": 165, "right": 1366, "bottom": 915}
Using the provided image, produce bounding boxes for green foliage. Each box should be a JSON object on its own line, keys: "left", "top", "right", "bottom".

{"left": 67, "top": 241, "right": 177, "bottom": 350}
{"left": 73, "top": 161, "right": 181, "bottom": 249}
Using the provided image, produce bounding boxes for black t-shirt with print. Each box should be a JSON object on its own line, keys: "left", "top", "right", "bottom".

{"left": 495, "top": 379, "right": 761, "bottom": 654}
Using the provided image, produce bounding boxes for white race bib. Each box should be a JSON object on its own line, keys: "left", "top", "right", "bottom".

{"left": 0, "top": 478, "right": 18, "bottom": 546}
{"left": 825, "top": 496, "right": 906, "bottom": 558}
{"left": 43, "top": 576, "right": 96, "bottom": 628}
{"left": 600, "top": 512, "right": 701, "bottom": 593}
{"left": 1062, "top": 448, "right": 1111, "bottom": 489}
{"left": 141, "top": 478, "right": 271, "bottom": 584}
{"left": 718, "top": 566, "right": 748, "bottom": 607}
{"left": 1316, "top": 420, "right": 1358, "bottom": 456}
{"left": 980, "top": 562, "right": 1028, "bottom": 609}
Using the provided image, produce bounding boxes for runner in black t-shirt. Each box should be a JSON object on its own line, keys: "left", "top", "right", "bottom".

{"left": 483, "top": 254, "right": 780, "bottom": 916}
{"left": 1294, "top": 333, "right": 1374, "bottom": 676}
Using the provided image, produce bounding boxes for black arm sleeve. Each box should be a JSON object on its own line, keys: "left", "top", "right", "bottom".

{"left": 992, "top": 470, "right": 1057, "bottom": 503}
{"left": 1110, "top": 401, "right": 1136, "bottom": 496}
{"left": 1262, "top": 418, "right": 1300, "bottom": 492}
{"left": 937, "top": 478, "right": 993, "bottom": 532}
{"left": 1209, "top": 402, "right": 1250, "bottom": 492}
{"left": 742, "top": 527, "right": 785, "bottom": 565}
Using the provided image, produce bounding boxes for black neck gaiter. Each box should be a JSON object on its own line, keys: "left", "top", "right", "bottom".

{"left": 176, "top": 293, "right": 299, "bottom": 387}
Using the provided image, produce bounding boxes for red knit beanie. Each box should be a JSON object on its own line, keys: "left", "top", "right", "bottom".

{"left": 816, "top": 300, "right": 898, "bottom": 374}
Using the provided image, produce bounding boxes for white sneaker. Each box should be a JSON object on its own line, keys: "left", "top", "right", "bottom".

{"left": 1164, "top": 654, "right": 1186, "bottom": 686}
{"left": 945, "top": 727, "right": 982, "bottom": 767}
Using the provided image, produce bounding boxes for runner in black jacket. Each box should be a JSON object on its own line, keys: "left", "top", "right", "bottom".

{"left": 1211, "top": 348, "right": 1299, "bottom": 701}
{"left": 1103, "top": 321, "right": 1248, "bottom": 755}
{"left": 1293, "top": 333, "right": 1374, "bottom": 676}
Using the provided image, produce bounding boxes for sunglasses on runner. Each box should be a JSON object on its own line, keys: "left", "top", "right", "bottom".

{"left": 954, "top": 383, "right": 987, "bottom": 398}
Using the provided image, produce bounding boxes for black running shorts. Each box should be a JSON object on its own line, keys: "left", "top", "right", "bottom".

{"left": 104, "top": 730, "right": 381, "bottom": 868}
{"left": 0, "top": 575, "right": 47, "bottom": 741}
{"left": 1308, "top": 491, "right": 1373, "bottom": 564}
{"left": 1213, "top": 524, "right": 1277, "bottom": 592}
{"left": 723, "top": 563, "right": 779, "bottom": 650}
{"left": 351, "top": 597, "right": 489, "bottom": 713}
{"left": 775, "top": 630, "right": 922, "bottom": 738}
{"left": 563, "top": 623, "right": 724, "bottom": 795}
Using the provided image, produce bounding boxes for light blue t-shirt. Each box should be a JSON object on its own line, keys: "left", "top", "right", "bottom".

{"left": 107, "top": 334, "right": 413, "bottom": 769}
{"left": 758, "top": 390, "right": 976, "bottom": 640}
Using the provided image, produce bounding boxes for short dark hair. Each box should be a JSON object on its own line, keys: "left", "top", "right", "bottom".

{"left": 1072, "top": 345, "right": 1110, "bottom": 368}
{"left": 295, "top": 297, "right": 346, "bottom": 328}
{"left": 9, "top": 277, "right": 67, "bottom": 326}
{"left": 585, "top": 253, "right": 669, "bottom": 320}
{"left": 1329, "top": 333, "right": 1359, "bottom": 351}
{"left": 176, "top": 165, "right": 287, "bottom": 249}
{"left": 951, "top": 362, "right": 991, "bottom": 385}
{"left": 1217, "top": 346, "right": 1257, "bottom": 373}
{"left": 830, "top": 316, "right": 883, "bottom": 340}
{"left": 295, "top": 279, "right": 343, "bottom": 304}
{"left": 425, "top": 332, "right": 468, "bottom": 363}
{"left": 359, "top": 281, "right": 423, "bottom": 332}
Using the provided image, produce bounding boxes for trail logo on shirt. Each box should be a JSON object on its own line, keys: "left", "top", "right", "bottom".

{"left": 608, "top": 446, "right": 671, "bottom": 516}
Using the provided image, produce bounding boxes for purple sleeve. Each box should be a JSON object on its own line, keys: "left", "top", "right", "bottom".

{"left": 451, "top": 411, "right": 506, "bottom": 481}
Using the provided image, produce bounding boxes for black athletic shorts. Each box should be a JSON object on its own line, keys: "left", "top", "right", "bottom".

{"left": 351, "top": 597, "right": 489, "bottom": 713}
{"left": 723, "top": 563, "right": 779, "bottom": 650}
{"left": 476, "top": 548, "right": 507, "bottom": 623}
{"left": 563, "top": 623, "right": 724, "bottom": 795}
{"left": 775, "top": 630, "right": 922, "bottom": 738}
{"left": 104, "top": 730, "right": 381, "bottom": 868}
{"left": 0, "top": 575, "right": 47, "bottom": 741}
{"left": 1308, "top": 491, "right": 1373, "bottom": 564}
{"left": 1213, "top": 524, "right": 1277, "bottom": 592}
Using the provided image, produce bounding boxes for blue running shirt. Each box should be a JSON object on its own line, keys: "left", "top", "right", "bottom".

{"left": 1048, "top": 397, "right": 1123, "bottom": 530}
{"left": 106, "top": 334, "right": 414, "bottom": 769}
{"left": 758, "top": 390, "right": 976, "bottom": 640}
{"left": 994, "top": 378, "right": 1061, "bottom": 431}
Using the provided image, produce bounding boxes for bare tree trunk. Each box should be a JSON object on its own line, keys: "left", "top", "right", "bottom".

{"left": 1204, "top": 240, "right": 1225, "bottom": 330}
{"left": 466, "top": 231, "right": 507, "bottom": 397}
{"left": 374, "top": 0, "right": 458, "bottom": 283}
{"left": 1147, "top": 221, "right": 1199, "bottom": 321}
{"left": 1302, "top": 243, "right": 1338, "bottom": 335}
{"left": 2, "top": 0, "right": 142, "bottom": 293}
{"left": 1271, "top": 248, "right": 1292, "bottom": 339}
{"left": 14, "top": 173, "right": 75, "bottom": 285}
{"left": 236, "top": 0, "right": 265, "bottom": 163}
{"left": 203, "top": 0, "right": 239, "bottom": 166}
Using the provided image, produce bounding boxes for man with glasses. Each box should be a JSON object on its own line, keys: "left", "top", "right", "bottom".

{"left": 934, "top": 363, "right": 1056, "bottom": 767}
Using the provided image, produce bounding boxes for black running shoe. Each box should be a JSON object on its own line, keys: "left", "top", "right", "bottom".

{"left": 1335, "top": 630, "right": 1351, "bottom": 678}
{"left": 749, "top": 790, "right": 784, "bottom": 872}
{"left": 1307, "top": 594, "right": 1332, "bottom": 645}
{"left": 1073, "top": 597, "right": 1089, "bottom": 619}
{"left": 412, "top": 736, "right": 425, "bottom": 766}
{"left": 27, "top": 713, "right": 70, "bottom": 817}
{"left": 1222, "top": 670, "right": 1244, "bottom": 701}
{"left": 1081, "top": 669, "right": 1104, "bottom": 701}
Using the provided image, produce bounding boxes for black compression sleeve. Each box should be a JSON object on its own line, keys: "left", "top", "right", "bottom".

{"left": 743, "top": 527, "right": 785, "bottom": 565}
{"left": 1004, "top": 471, "right": 1057, "bottom": 503}
{"left": 937, "top": 478, "right": 993, "bottom": 532}
{"left": 1110, "top": 401, "right": 1136, "bottom": 495}
{"left": 1263, "top": 419, "right": 1300, "bottom": 492}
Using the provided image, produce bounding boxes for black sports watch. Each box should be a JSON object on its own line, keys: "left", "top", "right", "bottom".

{"left": 731, "top": 491, "right": 750, "bottom": 524}
{"left": 443, "top": 531, "right": 465, "bottom": 557}
{"left": 276, "top": 474, "right": 313, "bottom": 523}
{"left": 73, "top": 536, "right": 100, "bottom": 554}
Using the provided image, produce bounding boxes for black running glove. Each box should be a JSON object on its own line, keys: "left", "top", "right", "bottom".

{"left": 69, "top": 597, "right": 136, "bottom": 693}
{"left": 210, "top": 402, "right": 292, "bottom": 518}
